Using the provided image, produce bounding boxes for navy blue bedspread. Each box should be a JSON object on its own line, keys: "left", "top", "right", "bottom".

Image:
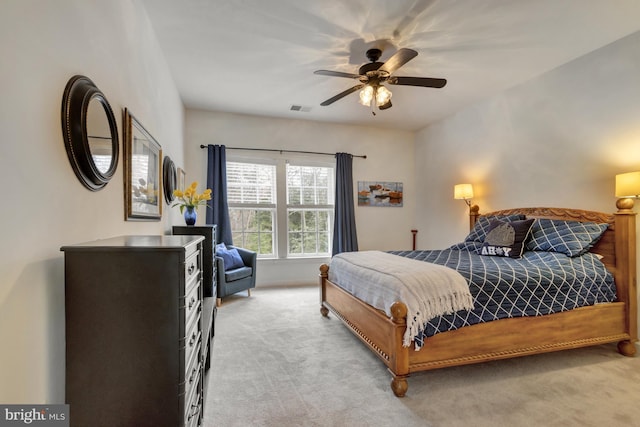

{"left": 389, "top": 241, "right": 616, "bottom": 348}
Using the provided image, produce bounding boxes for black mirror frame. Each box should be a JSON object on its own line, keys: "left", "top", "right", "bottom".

{"left": 61, "top": 75, "right": 119, "bottom": 191}
{"left": 163, "top": 155, "right": 177, "bottom": 204}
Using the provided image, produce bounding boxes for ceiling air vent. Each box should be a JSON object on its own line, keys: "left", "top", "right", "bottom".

{"left": 290, "top": 105, "right": 312, "bottom": 112}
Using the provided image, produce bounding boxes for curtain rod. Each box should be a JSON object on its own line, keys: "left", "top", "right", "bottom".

{"left": 199, "top": 145, "right": 366, "bottom": 159}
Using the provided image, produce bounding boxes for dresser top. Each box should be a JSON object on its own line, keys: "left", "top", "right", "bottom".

{"left": 61, "top": 235, "right": 204, "bottom": 252}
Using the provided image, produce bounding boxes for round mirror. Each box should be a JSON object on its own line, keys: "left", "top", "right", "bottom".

{"left": 163, "top": 156, "right": 177, "bottom": 203}
{"left": 61, "top": 75, "right": 119, "bottom": 191}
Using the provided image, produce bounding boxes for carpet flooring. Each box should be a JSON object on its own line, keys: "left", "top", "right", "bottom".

{"left": 203, "top": 285, "right": 640, "bottom": 427}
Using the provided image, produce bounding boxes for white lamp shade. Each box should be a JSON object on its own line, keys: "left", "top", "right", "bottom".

{"left": 454, "top": 183, "right": 474, "bottom": 200}
{"left": 359, "top": 86, "right": 373, "bottom": 106}
{"left": 376, "top": 85, "right": 392, "bottom": 106}
{"left": 615, "top": 172, "right": 640, "bottom": 197}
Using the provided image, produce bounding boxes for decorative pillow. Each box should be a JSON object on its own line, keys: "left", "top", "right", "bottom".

{"left": 525, "top": 219, "right": 609, "bottom": 257}
{"left": 449, "top": 241, "right": 483, "bottom": 252}
{"left": 477, "top": 219, "right": 535, "bottom": 258}
{"left": 216, "top": 243, "right": 245, "bottom": 271}
{"left": 464, "top": 214, "right": 526, "bottom": 243}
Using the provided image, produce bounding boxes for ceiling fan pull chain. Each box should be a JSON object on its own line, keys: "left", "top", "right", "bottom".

{"left": 371, "top": 87, "right": 377, "bottom": 116}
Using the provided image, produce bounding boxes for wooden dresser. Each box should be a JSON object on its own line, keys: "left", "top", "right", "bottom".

{"left": 62, "top": 235, "right": 205, "bottom": 427}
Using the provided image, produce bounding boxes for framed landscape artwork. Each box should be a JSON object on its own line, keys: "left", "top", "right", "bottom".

{"left": 357, "top": 181, "right": 403, "bottom": 207}
{"left": 123, "top": 109, "right": 162, "bottom": 220}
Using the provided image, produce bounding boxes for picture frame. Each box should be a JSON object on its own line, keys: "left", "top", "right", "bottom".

{"left": 357, "top": 181, "right": 403, "bottom": 207}
{"left": 177, "top": 167, "right": 186, "bottom": 192}
{"left": 123, "top": 109, "right": 162, "bottom": 220}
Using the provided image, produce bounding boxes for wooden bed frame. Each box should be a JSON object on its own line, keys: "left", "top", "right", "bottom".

{"left": 319, "top": 206, "right": 638, "bottom": 397}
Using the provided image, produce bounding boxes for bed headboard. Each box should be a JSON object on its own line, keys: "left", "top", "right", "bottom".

{"left": 470, "top": 206, "right": 637, "bottom": 339}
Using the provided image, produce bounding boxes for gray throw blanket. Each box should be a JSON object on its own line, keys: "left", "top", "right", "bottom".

{"left": 329, "top": 251, "right": 474, "bottom": 348}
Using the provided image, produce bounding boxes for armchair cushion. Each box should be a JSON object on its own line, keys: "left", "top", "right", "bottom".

{"left": 215, "top": 243, "right": 245, "bottom": 271}
{"left": 224, "top": 266, "right": 253, "bottom": 282}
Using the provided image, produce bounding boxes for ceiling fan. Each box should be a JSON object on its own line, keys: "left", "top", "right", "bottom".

{"left": 314, "top": 48, "right": 447, "bottom": 114}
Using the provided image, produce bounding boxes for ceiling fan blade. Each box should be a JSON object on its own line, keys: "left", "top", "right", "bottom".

{"left": 378, "top": 48, "right": 418, "bottom": 75}
{"left": 320, "top": 84, "right": 365, "bottom": 106}
{"left": 314, "top": 70, "right": 361, "bottom": 79}
{"left": 389, "top": 76, "right": 447, "bottom": 88}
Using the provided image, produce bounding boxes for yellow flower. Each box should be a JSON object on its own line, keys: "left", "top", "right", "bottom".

{"left": 171, "top": 181, "right": 212, "bottom": 214}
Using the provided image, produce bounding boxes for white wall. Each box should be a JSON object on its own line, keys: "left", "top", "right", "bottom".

{"left": 0, "top": 0, "right": 185, "bottom": 403}
{"left": 413, "top": 31, "right": 640, "bottom": 337}
{"left": 184, "top": 110, "right": 416, "bottom": 285}
{"left": 415, "top": 30, "right": 640, "bottom": 248}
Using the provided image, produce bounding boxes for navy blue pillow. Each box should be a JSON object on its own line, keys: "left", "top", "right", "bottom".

{"left": 449, "top": 241, "right": 483, "bottom": 252}
{"left": 465, "top": 214, "right": 526, "bottom": 243}
{"left": 525, "top": 219, "right": 608, "bottom": 257}
{"left": 477, "top": 219, "right": 535, "bottom": 258}
{"left": 216, "top": 243, "right": 245, "bottom": 271}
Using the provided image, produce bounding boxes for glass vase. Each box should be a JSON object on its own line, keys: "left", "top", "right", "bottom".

{"left": 184, "top": 206, "right": 197, "bottom": 226}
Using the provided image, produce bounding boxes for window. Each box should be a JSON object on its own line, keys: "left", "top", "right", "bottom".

{"left": 227, "top": 162, "right": 276, "bottom": 256}
{"left": 286, "top": 164, "right": 333, "bottom": 257}
{"left": 226, "top": 159, "right": 334, "bottom": 258}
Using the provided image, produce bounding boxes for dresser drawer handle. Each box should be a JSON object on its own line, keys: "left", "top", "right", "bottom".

{"left": 189, "top": 332, "right": 197, "bottom": 347}
{"left": 188, "top": 296, "right": 196, "bottom": 309}
{"left": 187, "top": 402, "right": 200, "bottom": 421}
{"left": 189, "top": 366, "right": 198, "bottom": 384}
{"left": 187, "top": 263, "right": 196, "bottom": 275}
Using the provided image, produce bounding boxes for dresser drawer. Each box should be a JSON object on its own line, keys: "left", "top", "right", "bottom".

{"left": 185, "top": 250, "right": 201, "bottom": 288}
{"left": 186, "top": 397, "right": 201, "bottom": 427}
{"left": 185, "top": 337, "right": 201, "bottom": 401}
{"left": 185, "top": 280, "right": 201, "bottom": 330}
{"left": 185, "top": 369, "right": 202, "bottom": 427}
{"left": 185, "top": 322, "right": 201, "bottom": 372}
{"left": 186, "top": 392, "right": 202, "bottom": 427}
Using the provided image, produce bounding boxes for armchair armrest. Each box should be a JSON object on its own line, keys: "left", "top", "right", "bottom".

{"left": 214, "top": 255, "right": 226, "bottom": 272}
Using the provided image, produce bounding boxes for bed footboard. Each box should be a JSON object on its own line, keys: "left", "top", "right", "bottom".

{"left": 319, "top": 264, "right": 411, "bottom": 397}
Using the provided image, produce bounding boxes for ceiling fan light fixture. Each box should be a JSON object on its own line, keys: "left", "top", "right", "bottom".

{"left": 359, "top": 85, "right": 374, "bottom": 106}
{"left": 359, "top": 84, "right": 392, "bottom": 108}
{"left": 376, "top": 85, "right": 392, "bottom": 106}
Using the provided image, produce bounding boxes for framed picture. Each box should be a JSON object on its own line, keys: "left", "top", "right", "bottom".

{"left": 177, "top": 167, "right": 186, "bottom": 192}
{"left": 123, "top": 109, "right": 162, "bottom": 220}
{"left": 357, "top": 181, "right": 403, "bottom": 207}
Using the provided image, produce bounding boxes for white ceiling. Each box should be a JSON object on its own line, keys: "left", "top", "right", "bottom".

{"left": 140, "top": 0, "right": 640, "bottom": 131}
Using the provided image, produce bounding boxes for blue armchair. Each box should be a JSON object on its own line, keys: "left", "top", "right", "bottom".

{"left": 215, "top": 245, "right": 257, "bottom": 307}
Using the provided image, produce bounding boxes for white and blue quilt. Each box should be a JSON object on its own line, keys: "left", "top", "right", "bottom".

{"left": 389, "top": 241, "right": 616, "bottom": 349}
